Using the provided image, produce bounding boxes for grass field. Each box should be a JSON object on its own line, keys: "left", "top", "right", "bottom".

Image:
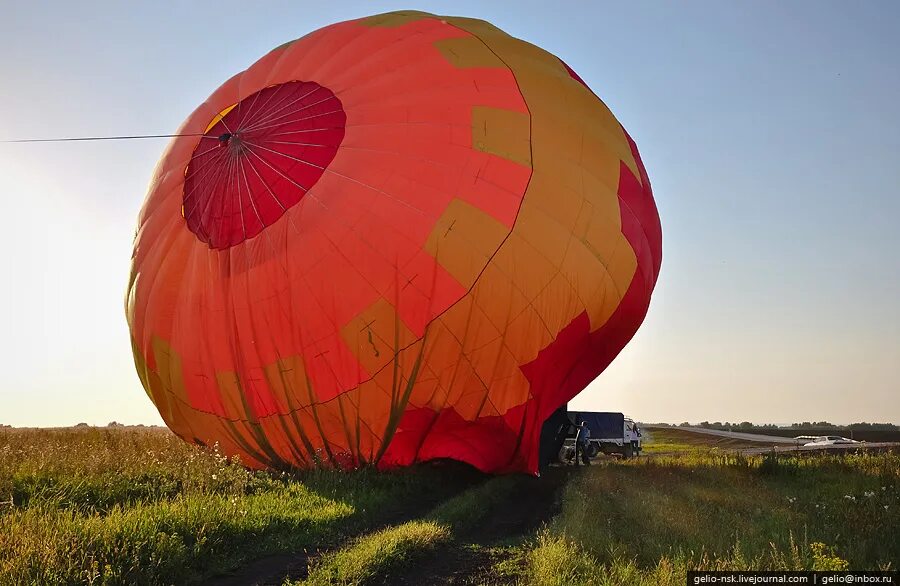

{"left": 517, "top": 452, "right": 899, "bottom": 585}
{"left": 0, "top": 427, "right": 475, "bottom": 584}
{"left": 2, "top": 426, "right": 896, "bottom": 585}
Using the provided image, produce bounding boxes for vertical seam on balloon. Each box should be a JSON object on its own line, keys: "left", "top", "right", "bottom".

{"left": 223, "top": 241, "right": 291, "bottom": 468}
{"left": 135, "top": 243, "right": 195, "bottom": 426}
{"left": 505, "top": 401, "right": 532, "bottom": 468}
{"left": 278, "top": 204, "right": 327, "bottom": 468}
{"left": 237, "top": 386, "right": 291, "bottom": 469}
{"left": 426, "top": 21, "right": 538, "bottom": 334}
{"left": 235, "top": 167, "right": 314, "bottom": 467}
{"left": 473, "top": 279, "right": 523, "bottom": 419}
{"left": 334, "top": 393, "right": 357, "bottom": 467}
{"left": 432, "top": 239, "right": 486, "bottom": 407}
{"left": 440, "top": 22, "right": 568, "bottom": 462}
{"left": 374, "top": 329, "right": 429, "bottom": 465}
{"left": 243, "top": 128, "right": 352, "bottom": 467}
{"left": 217, "top": 145, "right": 286, "bottom": 467}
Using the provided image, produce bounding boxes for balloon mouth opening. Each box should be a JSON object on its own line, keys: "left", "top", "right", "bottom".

{"left": 218, "top": 132, "right": 247, "bottom": 154}
{"left": 181, "top": 80, "right": 347, "bottom": 250}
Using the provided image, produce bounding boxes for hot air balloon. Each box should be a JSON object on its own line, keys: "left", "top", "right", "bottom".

{"left": 127, "top": 10, "right": 662, "bottom": 474}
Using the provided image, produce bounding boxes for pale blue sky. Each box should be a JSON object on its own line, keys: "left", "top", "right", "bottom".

{"left": 1, "top": 1, "right": 897, "bottom": 427}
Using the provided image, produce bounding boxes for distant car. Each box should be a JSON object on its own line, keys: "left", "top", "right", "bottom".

{"left": 803, "top": 435, "right": 859, "bottom": 446}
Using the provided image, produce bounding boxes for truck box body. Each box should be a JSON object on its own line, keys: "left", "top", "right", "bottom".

{"left": 579, "top": 412, "right": 626, "bottom": 442}
{"left": 568, "top": 411, "right": 642, "bottom": 458}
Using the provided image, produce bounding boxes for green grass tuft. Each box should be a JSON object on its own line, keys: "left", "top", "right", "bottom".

{"left": 296, "top": 475, "right": 524, "bottom": 585}
{"left": 300, "top": 521, "right": 450, "bottom": 586}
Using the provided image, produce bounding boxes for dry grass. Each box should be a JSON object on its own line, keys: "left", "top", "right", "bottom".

{"left": 0, "top": 427, "right": 468, "bottom": 585}
{"left": 516, "top": 451, "right": 899, "bottom": 585}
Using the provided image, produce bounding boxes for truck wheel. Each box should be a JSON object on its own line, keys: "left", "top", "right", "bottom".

{"left": 623, "top": 444, "right": 634, "bottom": 459}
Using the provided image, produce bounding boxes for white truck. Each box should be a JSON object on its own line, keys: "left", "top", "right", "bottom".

{"left": 561, "top": 411, "right": 643, "bottom": 461}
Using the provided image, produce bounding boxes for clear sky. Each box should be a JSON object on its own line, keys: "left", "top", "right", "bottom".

{"left": 1, "top": 1, "right": 898, "bottom": 427}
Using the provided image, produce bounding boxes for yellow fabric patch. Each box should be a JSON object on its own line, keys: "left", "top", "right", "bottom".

{"left": 471, "top": 106, "right": 532, "bottom": 167}
{"left": 341, "top": 297, "right": 417, "bottom": 376}
{"left": 446, "top": 14, "right": 641, "bottom": 334}
{"left": 151, "top": 336, "right": 189, "bottom": 405}
{"left": 262, "top": 355, "right": 317, "bottom": 411}
{"left": 215, "top": 370, "right": 252, "bottom": 421}
{"left": 204, "top": 103, "right": 238, "bottom": 133}
{"left": 433, "top": 36, "right": 506, "bottom": 69}
{"left": 426, "top": 198, "right": 509, "bottom": 288}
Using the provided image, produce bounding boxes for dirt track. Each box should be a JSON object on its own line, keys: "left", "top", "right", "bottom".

{"left": 209, "top": 465, "right": 486, "bottom": 586}
{"left": 211, "top": 466, "right": 571, "bottom": 586}
{"left": 387, "top": 466, "right": 571, "bottom": 586}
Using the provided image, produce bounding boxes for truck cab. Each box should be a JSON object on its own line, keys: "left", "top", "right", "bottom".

{"left": 622, "top": 416, "right": 642, "bottom": 456}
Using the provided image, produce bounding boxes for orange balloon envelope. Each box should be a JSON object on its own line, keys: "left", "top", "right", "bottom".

{"left": 127, "top": 11, "right": 662, "bottom": 474}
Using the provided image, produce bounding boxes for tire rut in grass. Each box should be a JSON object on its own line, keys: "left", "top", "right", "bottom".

{"left": 385, "top": 467, "right": 572, "bottom": 586}
{"left": 208, "top": 462, "right": 486, "bottom": 586}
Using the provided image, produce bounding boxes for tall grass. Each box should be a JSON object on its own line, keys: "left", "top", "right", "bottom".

{"left": 0, "top": 427, "right": 469, "bottom": 585}
{"left": 519, "top": 451, "right": 899, "bottom": 585}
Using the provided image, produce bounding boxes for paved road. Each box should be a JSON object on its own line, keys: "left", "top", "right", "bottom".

{"left": 644, "top": 426, "right": 899, "bottom": 456}
{"left": 673, "top": 426, "right": 801, "bottom": 444}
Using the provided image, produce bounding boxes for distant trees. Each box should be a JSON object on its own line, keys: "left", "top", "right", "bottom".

{"left": 791, "top": 421, "right": 834, "bottom": 428}
{"left": 848, "top": 422, "right": 898, "bottom": 430}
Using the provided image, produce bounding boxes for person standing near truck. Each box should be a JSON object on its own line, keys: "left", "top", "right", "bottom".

{"left": 574, "top": 419, "right": 592, "bottom": 466}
